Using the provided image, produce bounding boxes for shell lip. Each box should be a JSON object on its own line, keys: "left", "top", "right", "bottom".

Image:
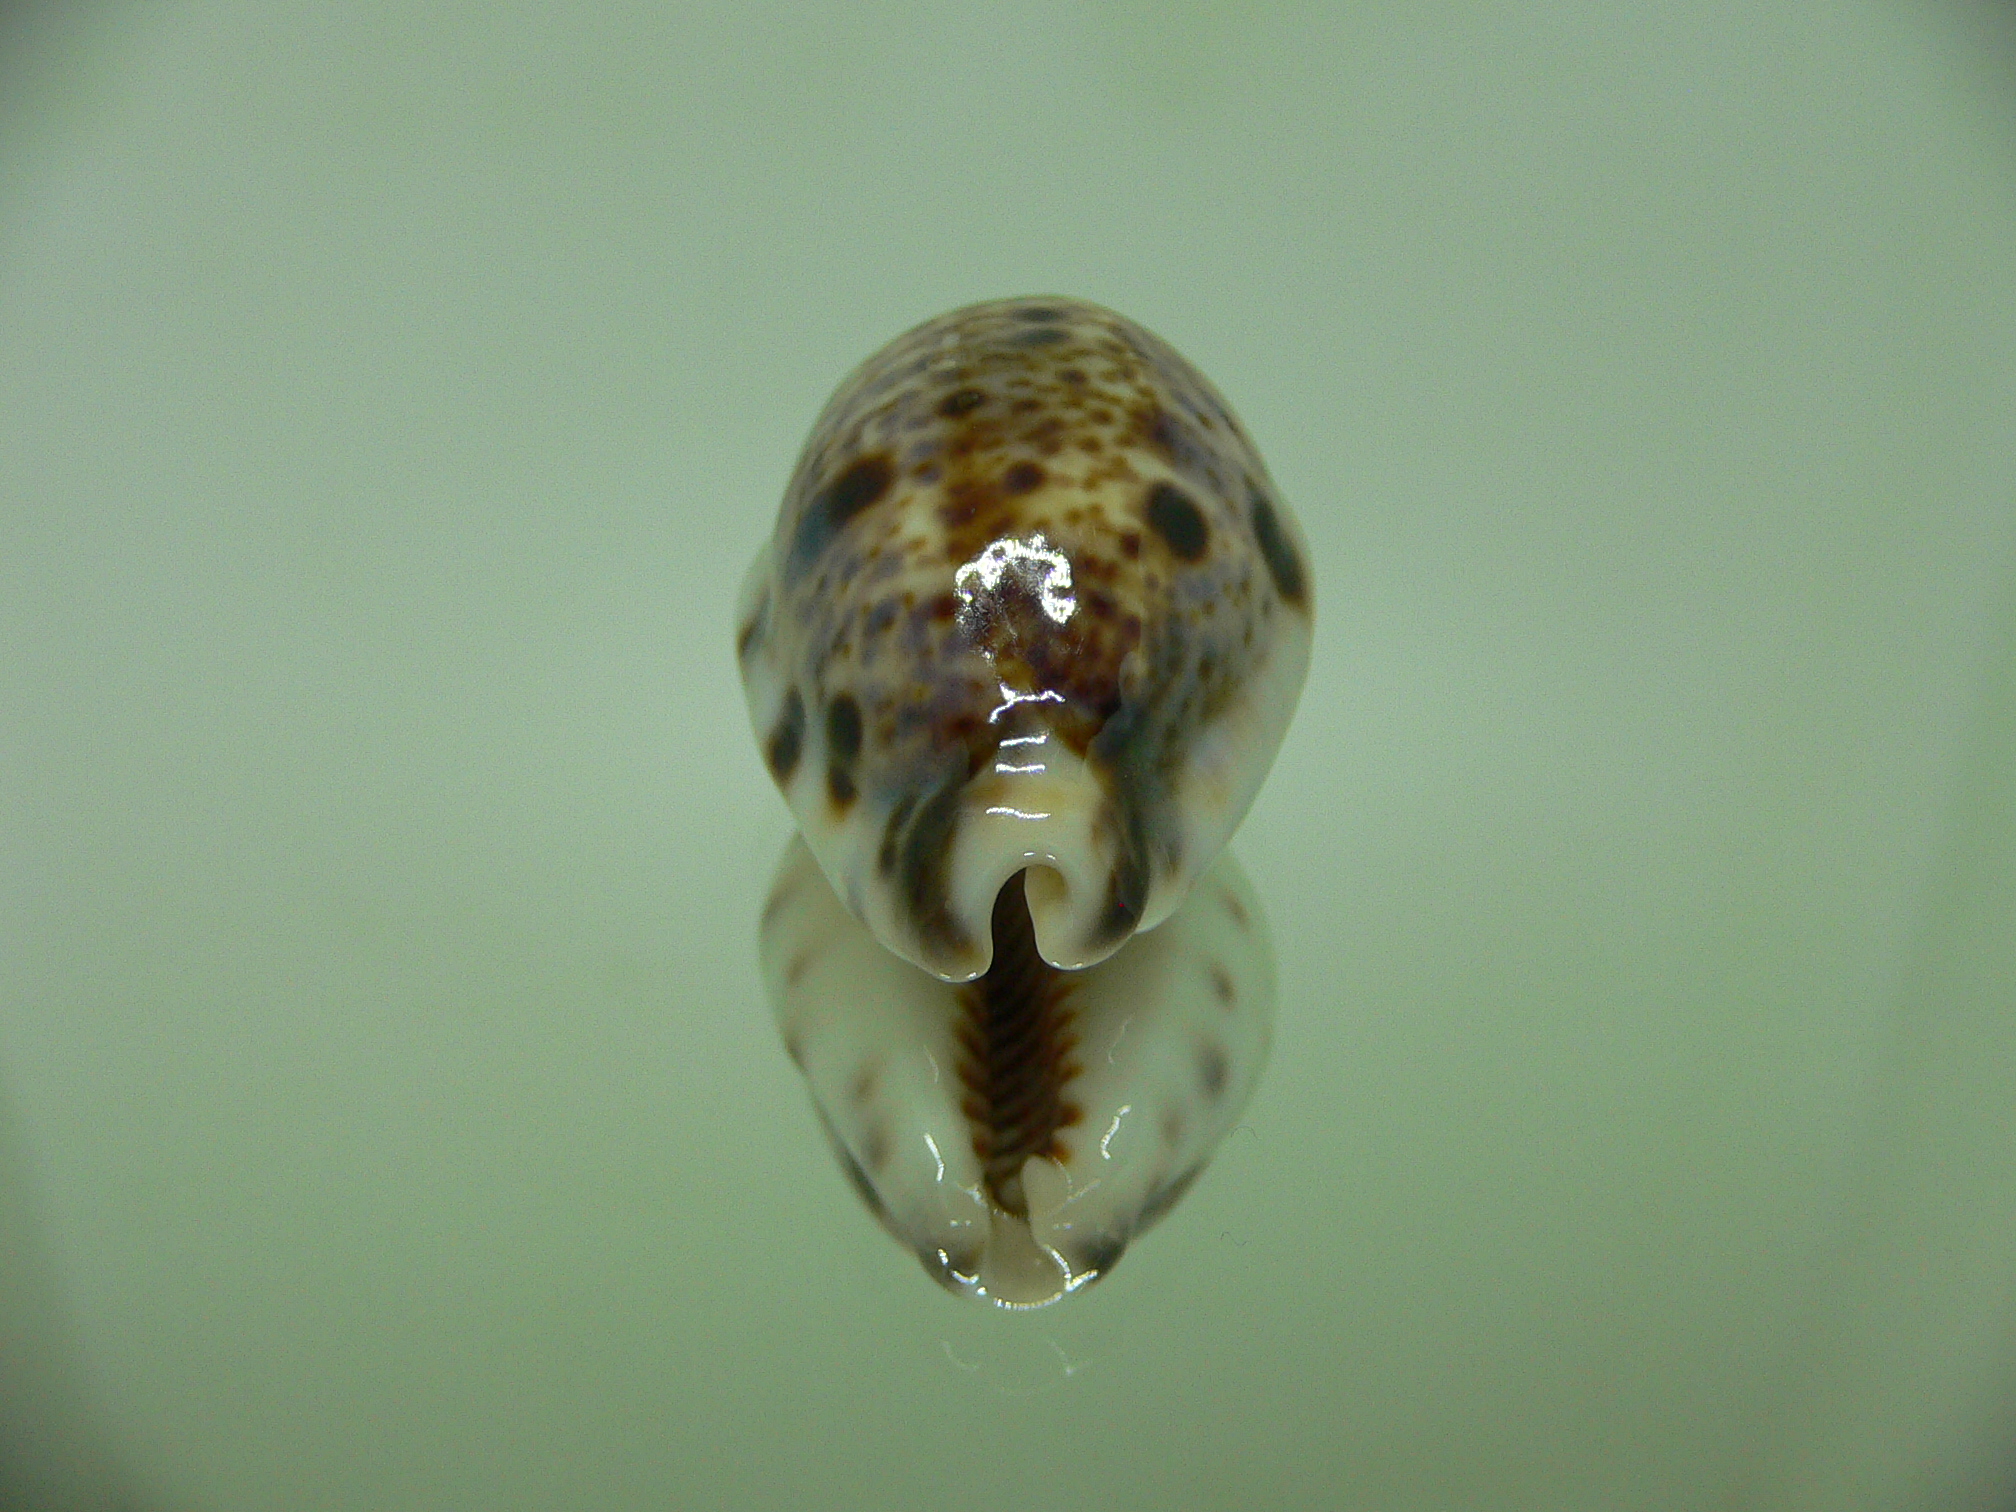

{"left": 918, "top": 1165, "right": 1112, "bottom": 1310}
{"left": 875, "top": 739, "right": 1161, "bottom": 982}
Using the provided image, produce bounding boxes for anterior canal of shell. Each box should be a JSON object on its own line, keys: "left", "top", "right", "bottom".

{"left": 737, "top": 296, "right": 1312, "bottom": 1306}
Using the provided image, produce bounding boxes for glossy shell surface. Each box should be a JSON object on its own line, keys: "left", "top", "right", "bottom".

{"left": 761, "top": 836, "right": 1274, "bottom": 1306}
{"left": 737, "top": 296, "right": 1312, "bottom": 982}
{"left": 738, "top": 296, "right": 1311, "bottom": 1305}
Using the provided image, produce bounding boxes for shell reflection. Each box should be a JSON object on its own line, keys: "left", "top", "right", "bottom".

{"left": 761, "top": 836, "right": 1275, "bottom": 1305}
{"left": 738, "top": 297, "right": 1311, "bottom": 1305}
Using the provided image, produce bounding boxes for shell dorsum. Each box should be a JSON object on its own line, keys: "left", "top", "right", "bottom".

{"left": 737, "top": 296, "right": 1313, "bottom": 982}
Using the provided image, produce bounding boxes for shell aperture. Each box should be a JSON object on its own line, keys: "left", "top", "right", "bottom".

{"left": 737, "top": 297, "right": 1311, "bottom": 1304}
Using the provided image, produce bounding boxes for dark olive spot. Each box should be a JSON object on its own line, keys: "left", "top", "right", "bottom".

{"left": 1092, "top": 841, "right": 1149, "bottom": 951}
{"left": 1010, "top": 326, "right": 1067, "bottom": 347}
{"left": 826, "top": 694, "right": 862, "bottom": 761}
{"left": 837, "top": 1147, "right": 884, "bottom": 1217}
{"left": 937, "top": 490, "right": 981, "bottom": 530}
{"left": 1199, "top": 1042, "right": 1229, "bottom": 1100}
{"left": 1015, "top": 305, "right": 1064, "bottom": 322}
{"left": 1002, "top": 461, "right": 1045, "bottom": 495}
{"left": 938, "top": 388, "right": 985, "bottom": 418}
{"left": 1145, "top": 482, "right": 1209, "bottom": 561}
{"left": 1209, "top": 964, "right": 1235, "bottom": 1006}
{"left": 759, "top": 878, "right": 797, "bottom": 932}
{"left": 878, "top": 792, "right": 916, "bottom": 875}
{"left": 898, "top": 765, "right": 978, "bottom": 961}
{"left": 821, "top": 1113, "right": 888, "bottom": 1221}
{"left": 765, "top": 689, "right": 804, "bottom": 782}
{"left": 1083, "top": 720, "right": 1174, "bottom": 954}
{"left": 1250, "top": 484, "right": 1306, "bottom": 604}
{"left": 1135, "top": 1165, "right": 1203, "bottom": 1230}
{"left": 1146, "top": 408, "right": 1208, "bottom": 475}
{"left": 1074, "top": 1234, "right": 1127, "bottom": 1279}
{"left": 737, "top": 590, "right": 769, "bottom": 660}
{"left": 786, "top": 454, "right": 895, "bottom": 575}
{"left": 827, "top": 763, "right": 856, "bottom": 809}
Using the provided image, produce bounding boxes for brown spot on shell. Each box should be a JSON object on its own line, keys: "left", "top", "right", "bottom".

{"left": 877, "top": 792, "right": 917, "bottom": 876}
{"left": 894, "top": 762, "right": 982, "bottom": 963}
{"left": 861, "top": 1125, "right": 890, "bottom": 1173}
{"left": 1088, "top": 831, "right": 1150, "bottom": 955}
{"left": 827, "top": 764, "right": 857, "bottom": 809}
{"left": 1146, "top": 407, "right": 1208, "bottom": 476}
{"left": 937, "top": 388, "right": 986, "bottom": 418}
{"left": 825, "top": 693, "right": 863, "bottom": 810}
{"left": 766, "top": 689, "right": 804, "bottom": 783}
{"left": 849, "top": 1062, "right": 879, "bottom": 1105}
{"left": 1210, "top": 964, "right": 1236, "bottom": 1007}
{"left": 1222, "top": 889, "right": 1251, "bottom": 930}
{"left": 1001, "top": 461, "right": 1045, "bottom": 495}
{"left": 1250, "top": 483, "right": 1307, "bottom": 605}
{"left": 1199, "top": 1041, "right": 1230, "bottom": 1101}
{"left": 786, "top": 453, "right": 895, "bottom": 576}
{"left": 1145, "top": 481, "right": 1209, "bottom": 561}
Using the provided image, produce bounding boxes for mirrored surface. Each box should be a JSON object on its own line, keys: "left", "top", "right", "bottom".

{"left": 4, "top": 4, "right": 2016, "bottom": 1509}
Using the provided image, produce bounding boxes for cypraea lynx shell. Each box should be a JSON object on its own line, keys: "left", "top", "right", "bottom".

{"left": 738, "top": 297, "right": 1311, "bottom": 1306}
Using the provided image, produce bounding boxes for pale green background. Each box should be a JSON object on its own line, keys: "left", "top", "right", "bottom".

{"left": 4, "top": 3, "right": 2016, "bottom": 1510}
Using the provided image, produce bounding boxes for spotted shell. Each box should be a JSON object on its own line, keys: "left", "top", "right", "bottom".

{"left": 736, "top": 296, "right": 1312, "bottom": 983}
{"left": 738, "top": 296, "right": 1311, "bottom": 1304}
